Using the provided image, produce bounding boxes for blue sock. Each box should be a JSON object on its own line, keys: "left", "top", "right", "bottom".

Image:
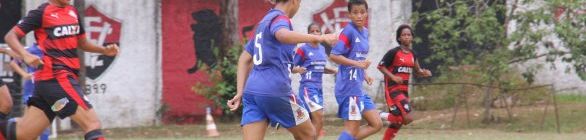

{"left": 338, "top": 131, "right": 355, "bottom": 140}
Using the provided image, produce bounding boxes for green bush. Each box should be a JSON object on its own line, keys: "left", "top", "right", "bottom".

{"left": 194, "top": 45, "right": 242, "bottom": 117}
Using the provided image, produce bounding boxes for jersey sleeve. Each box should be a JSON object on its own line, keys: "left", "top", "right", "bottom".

{"left": 14, "top": 8, "right": 43, "bottom": 37}
{"left": 378, "top": 47, "right": 399, "bottom": 68}
{"left": 330, "top": 29, "right": 352, "bottom": 56}
{"left": 293, "top": 47, "right": 306, "bottom": 66}
{"left": 269, "top": 16, "right": 292, "bottom": 36}
{"left": 244, "top": 39, "right": 254, "bottom": 55}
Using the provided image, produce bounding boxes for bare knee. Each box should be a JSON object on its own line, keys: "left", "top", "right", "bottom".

{"left": 82, "top": 119, "right": 102, "bottom": 132}
{"left": 296, "top": 126, "right": 316, "bottom": 140}
{"left": 371, "top": 118, "right": 383, "bottom": 131}
{"left": 0, "top": 99, "right": 12, "bottom": 113}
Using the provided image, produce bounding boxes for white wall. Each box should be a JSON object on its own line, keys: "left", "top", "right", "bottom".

{"left": 83, "top": 0, "right": 160, "bottom": 128}
{"left": 507, "top": 1, "right": 586, "bottom": 93}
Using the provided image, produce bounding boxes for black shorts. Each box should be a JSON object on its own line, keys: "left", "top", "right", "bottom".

{"left": 27, "top": 75, "right": 92, "bottom": 121}
{"left": 0, "top": 80, "right": 5, "bottom": 87}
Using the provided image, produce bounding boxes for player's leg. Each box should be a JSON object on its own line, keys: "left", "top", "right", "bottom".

{"left": 310, "top": 110, "right": 324, "bottom": 138}
{"left": 258, "top": 94, "right": 315, "bottom": 140}
{"left": 287, "top": 119, "right": 316, "bottom": 140}
{"left": 53, "top": 76, "right": 104, "bottom": 140}
{"left": 299, "top": 87, "right": 324, "bottom": 138}
{"left": 0, "top": 84, "right": 13, "bottom": 120}
{"left": 240, "top": 94, "right": 269, "bottom": 140}
{"left": 0, "top": 93, "right": 54, "bottom": 140}
{"left": 382, "top": 90, "right": 412, "bottom": 140}
{"left": 242, "top": 121, "right": 268, "bottom": 140}
{"left": 336, "top": 96, "right": 361, "bottom": 140}
{"left": 355, "top": 95, "right": 382, "bottom": 139}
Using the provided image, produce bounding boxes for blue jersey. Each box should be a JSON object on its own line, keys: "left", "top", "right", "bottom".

{"left": 331, "top": 22, "right": 369, "bottom": 96}
{"left": 243, "top": 9, "right": 296, "bottom": 97}
{"left": 293, "top": 43, "right": 327, "bottom": 88}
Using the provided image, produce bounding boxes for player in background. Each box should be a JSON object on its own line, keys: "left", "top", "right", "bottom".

{"left": 226, "top": 0, "right": 337, "bottom": 140}
{"left": 2, "top": 0, "right": 119, "bottom": 139}
{"left": 377, "top": 24, "right": 432, "bottom": 140}
{"left": 291, "top": 23, "right": 337, "bottom": 139}
{"left": 0, "top": 47, "right": 18, "bottom": 121}
{"left": 10, "top": 43, "right": 52, "bottom": 140}
{"left": 329, "top": 0, "right": 383, "bottom": 140}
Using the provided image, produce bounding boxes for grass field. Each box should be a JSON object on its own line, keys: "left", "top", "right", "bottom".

{"left": 58, "top": 94, "right": 586, "bottom": 140}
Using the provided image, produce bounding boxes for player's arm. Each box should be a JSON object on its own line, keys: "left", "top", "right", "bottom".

{"left": 364, "top": 71, "right": 374, "bottom": 85}
{"left": 328, "top": 30, "right": 369, "bottom": 69}
{"left": 9, "top": 61, "right": 31, "bottom": 80}
{"left": 324, "top": 67, "right": 337, "bottom": 74}
{"left": 0, "top": 47, "right": 21, "bottom": 59}
{"left": 78, "top": 37, "right": 118, "bottom": 56}
{"left": 377, "top": 49, "right": 403, "bottom": 84}
{"left": 227, "top": 51, "right": 252, "bottom": 111}
{"left": 291, "top": 48, "right": 306, "bottom": 74}
{"left": 228, "top": 41, "right": 255, "bottom": 111}
{"left": 414, "top": 60, "right": 431, "bottom": 77}
{"left": 275, "top": 29, "right": 336, "bottom": 45}
{"left": 271, "top": 17, "right": 336, "bottom": 45}
{"left": 4, "top": 29, "right": 41, "bottom": 67}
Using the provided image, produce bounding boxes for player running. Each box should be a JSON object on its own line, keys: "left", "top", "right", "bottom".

{"left": 292, "top": 23, "right": 337, "bottom": 139}
{"left": 226, "top": 0, "right": 336, "bottom": 140}
{"left": 329, "top": 0, "right": 383, "bottom": 139}
{"left": 2, "top": 0, "right": 119, "bottom": 139}
{"left": 377, "top": 24, "right": 432, "bottom": 140}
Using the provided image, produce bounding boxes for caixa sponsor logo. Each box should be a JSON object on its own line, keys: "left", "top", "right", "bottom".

{"left": 47, "top": 25, "right": 81, "bottom": 38}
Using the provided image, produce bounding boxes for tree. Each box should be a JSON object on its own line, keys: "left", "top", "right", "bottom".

{"left": 412, "top": 0, "right": 586, "bottom": 123}
{"left": 219, "top": 0, "right": 239, "bottom": 59}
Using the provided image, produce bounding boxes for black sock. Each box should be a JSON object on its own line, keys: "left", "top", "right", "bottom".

{"left": 84, "top": 129, "right": 105, "bottom": 140}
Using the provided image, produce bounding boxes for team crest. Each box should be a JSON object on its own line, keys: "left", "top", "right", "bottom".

{"left": 84, "top": 6, "right": 122, "bottom": 80}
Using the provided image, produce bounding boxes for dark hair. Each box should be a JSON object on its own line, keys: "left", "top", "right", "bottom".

{"left": 396, "top": 24, "right": 414, "bottom": 45}
{"left": 307, "top": 23, "right": 320, "bottom": 33}
{"left": 273, "top": 0, "right": 288, "bottom": 3}
{"left": 348, "top": 0, "right": 368, "bottom": 11}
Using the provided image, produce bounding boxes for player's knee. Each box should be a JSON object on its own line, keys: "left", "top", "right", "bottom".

{"left": 371, "top": 118, "right": 383, "bottom": 131}
{"left": 0, "top": 98, "right": 13, "bottom": 113}
{"left": 79, "top": 119, "right": 102, "bottom": 132}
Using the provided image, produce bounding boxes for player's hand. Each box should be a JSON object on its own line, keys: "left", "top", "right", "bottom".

{"left": 103, "top": 44, "right": 119, "bottom": 56}
{"left": 292, "top": 66, "right": 307, "bottom": 74}
{"left": 318, "top": 34, "right": 338, "bottom": 45}
{"left": 390, "top": 75, "right": 404, "bottom": 84}
{"left": 23, "top": 73, "right": 33, "bottom": 80}
{"left": 365, "top": 76, "right": 374, "bottom": 85}
{"left": 420, "top": 69, "right": 432, "bottom": 77}
{"left": 355, "top": 60, "right": 371, "bottom": 69}
{"left": 24, "top": 54, "right": 43, "bottom": 69}
{"left": 227, "top": 94, "right": 242, "bottom": 111}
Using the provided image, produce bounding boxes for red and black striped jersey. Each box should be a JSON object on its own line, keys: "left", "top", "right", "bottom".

{"left": 378, "top": 47, "right": 417, "bottom": 91}
{"left": 13, "top": 3, "right": 85, "bottom": 81}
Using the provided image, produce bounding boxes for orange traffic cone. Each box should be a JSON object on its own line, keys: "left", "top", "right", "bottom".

{"left": 205, "top": 107, "right": 220, "bottom": 137}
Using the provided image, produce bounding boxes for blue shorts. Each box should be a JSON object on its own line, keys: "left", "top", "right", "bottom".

{"left": 241, "top": 94, "right": 310, "bottom": 128}
{"left": 336, "top": 94, "right": 376, "bottom": 121}
{"left": 298, "top": 86, "right": 324, "bottom": 113}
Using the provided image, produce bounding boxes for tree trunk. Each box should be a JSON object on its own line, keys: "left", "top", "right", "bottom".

{"left": 219, "top": 0, "right": 239, "bottom": 59}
